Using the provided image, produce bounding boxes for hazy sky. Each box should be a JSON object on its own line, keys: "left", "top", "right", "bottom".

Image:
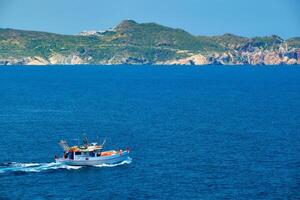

{"left": 0, "top": 0, "right": 299, "bottom": 38}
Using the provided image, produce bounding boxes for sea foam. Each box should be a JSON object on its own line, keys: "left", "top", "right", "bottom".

{"left": 0, "top": 158, "right": 132, "bottom": 174}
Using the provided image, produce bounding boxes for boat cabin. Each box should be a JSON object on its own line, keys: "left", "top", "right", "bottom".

{"left": 63, "top": 143, "right": 103, "bottom": 160}
{"left": 57, "top": 137, "right": 124, "bottom": 161}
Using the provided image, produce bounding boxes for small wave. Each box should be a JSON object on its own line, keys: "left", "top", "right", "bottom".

{"left": 10, "top": 162, "right": 40, "bottom": 167}
{"left": 93, "top": 157, "right": 132, "bottom": 168}
{"left": 17, "top": 108, "right": 71, "bottom": 114}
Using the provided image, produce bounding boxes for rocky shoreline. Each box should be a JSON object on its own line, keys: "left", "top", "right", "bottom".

{"left": 1, "top": 49, "right": 299, "bottom": 66}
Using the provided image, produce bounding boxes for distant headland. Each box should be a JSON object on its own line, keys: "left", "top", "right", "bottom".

{"left": 0, "top": 20, "right": 299, "bottom": 66}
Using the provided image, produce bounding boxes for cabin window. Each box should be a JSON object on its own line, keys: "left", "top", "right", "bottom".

{"left": 89, "top": 151, "right": 95, "bottom": 157}
{"left": 75, "top": 152, "right": 81, "bottom": 155}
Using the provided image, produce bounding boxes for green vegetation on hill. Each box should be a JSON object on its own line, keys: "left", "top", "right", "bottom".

{"left": 0, "top": 20, "right": 299, "bottom": 65}
{"left": 287, "top": 37, "right": 300, "bottom": 48}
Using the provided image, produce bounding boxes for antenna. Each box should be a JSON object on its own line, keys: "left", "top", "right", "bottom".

{"left": 96, "top": 135, "right": 99, "bottom": 144}
{"left": 101, "top": 138, "right": 106, "bottom": 147}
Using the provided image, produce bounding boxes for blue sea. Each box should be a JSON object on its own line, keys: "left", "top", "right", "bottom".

{"left": 0, "top": 66, "right": 299, "bottom": 199}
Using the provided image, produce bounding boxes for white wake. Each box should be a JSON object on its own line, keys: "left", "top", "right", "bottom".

{"left": 0, "top": 162, "right": 82, "bottom": 173}
{"left": 0, "top": 158, "right": 132, "bottom": 174}
{"left": 93, "top": 157, "right": 132, "bottom": 168}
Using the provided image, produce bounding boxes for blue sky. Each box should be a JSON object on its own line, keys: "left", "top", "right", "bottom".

{"left": 0, "top": 0, "right": 299, "bottom": 38}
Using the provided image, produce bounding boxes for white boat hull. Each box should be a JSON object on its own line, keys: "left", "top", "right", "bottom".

{"left": 55, "top": 151, "right": 130, "bottom": 166}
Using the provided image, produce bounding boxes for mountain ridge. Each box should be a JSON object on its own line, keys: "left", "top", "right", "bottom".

{"left": 0, "top": 20, "right": 299, "bottom": 65}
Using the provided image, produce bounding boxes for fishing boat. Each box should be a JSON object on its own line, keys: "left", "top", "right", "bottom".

{"left": 55, "top": 137, "right": 130, "bottom": 166}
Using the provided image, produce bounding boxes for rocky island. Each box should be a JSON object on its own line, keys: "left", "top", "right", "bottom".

{"left": 0, "top": 20, "right": 299, "bottom": 66}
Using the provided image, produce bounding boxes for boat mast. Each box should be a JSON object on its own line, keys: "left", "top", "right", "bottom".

{"left": 59, "top": 140, "right": 70, "bottom": 151}
{"left": 83, "top": 136, "right": 89, "bottom": 147}
{"left": 101, "top": 138, "right": 106, "bottom": 147}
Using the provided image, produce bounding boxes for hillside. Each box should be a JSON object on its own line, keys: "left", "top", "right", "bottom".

{"left": 0, "top": 20, "right": 299, "bottom": 65}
